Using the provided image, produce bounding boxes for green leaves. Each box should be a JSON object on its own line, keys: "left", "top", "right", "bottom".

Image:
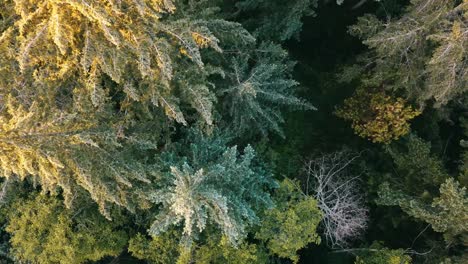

{"left": 256, "top": 179, "right": 322, "bottom": 263}
{"left": 5, "top": 194, "right": 127, "bottom": 264}
{"left": 128, "top": 230, "right": 181, "bottom": 264}
{"left": 335, "top": 88, "right": 420, "bottom": 143}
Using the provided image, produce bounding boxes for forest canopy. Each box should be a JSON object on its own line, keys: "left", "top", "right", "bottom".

{"left": 0, "top": 0, "right": 466, "bottom": 263}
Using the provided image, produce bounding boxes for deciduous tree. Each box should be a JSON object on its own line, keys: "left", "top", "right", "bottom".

{"left": 5, "top": 194, "right": 127, "bottom": 264}
{"left": 256, "top": 179, "right": 322, "bottom": 263}
{"left": 303, "top": 151, "right": 368, "bottom": 248}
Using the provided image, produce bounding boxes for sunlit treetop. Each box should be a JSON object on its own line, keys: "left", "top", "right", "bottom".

{"left": 0, "top": 0, "right": 250, "bottom": 125}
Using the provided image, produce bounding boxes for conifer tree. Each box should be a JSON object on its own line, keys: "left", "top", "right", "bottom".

{"left": 234, "top": 0, "right": 318, "bottom": 41}
{"left": 0, "top": 94, "right": 156, "bottom": 218}
{"left": 377, "top": 178, "right": 468, "bottom": 245}
{"left": 0, "top": 0, "right": 251, "bottom": 124}
{"left": 346, "top": 0, "right": 467, "bottom": 107}
{"left": 148, "top": 130, "right": 276, "bottom": 245}
{"left": 218, "top": 42, "right": 315, "bottom": 137}
{"left": 386, "top": 134, "right": 449, "bottom": 196}
{"left": 233, "top": 0, "right": 346, "bottom": 42}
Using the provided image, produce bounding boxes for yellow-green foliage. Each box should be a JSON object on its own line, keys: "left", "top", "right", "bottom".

{"left": 0, "top": 0, "right": 233, "bottom": 125}
{"left": 128, "top": 231, "right": 181, "bottom": 264}
{"left": 336, "top": 88, "right": 420, "bottom": 143}
{"left": 193, "top": 235, "right": 267, "bottom": 264}
{"left": 129, "top": 231, "right": 266, "bottom": 264}
{"left": 354, "top": 242, "right": 412, "bottom": 264}
{"left": 256, "top": 179, "right": 322, "bottom": 263}
{"left": 6, "top": 194, "right": 127, "bottom": 264}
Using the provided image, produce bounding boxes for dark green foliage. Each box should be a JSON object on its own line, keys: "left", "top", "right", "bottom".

{"left": 386, "top": 134, "right": 449, "bottom": 196}
{"left": 234, "top": 0, "right": 318, "bottom": 41}
{"left": 0, "top": 0, "right": 466, "bottom": 263}
{"left": 377, "top": 178, "right": 468, "bottom": 245}
{"left": 459, "top": 117, "right": 468, "bottom": 186}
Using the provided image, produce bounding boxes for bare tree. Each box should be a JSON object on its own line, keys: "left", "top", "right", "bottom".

{"left": 303, "top": 151, "right": 368, "bottom": 248}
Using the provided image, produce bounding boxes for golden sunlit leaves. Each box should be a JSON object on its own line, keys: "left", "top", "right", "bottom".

{"left": 336, "top": 87, "right": 420, "bottom": 143}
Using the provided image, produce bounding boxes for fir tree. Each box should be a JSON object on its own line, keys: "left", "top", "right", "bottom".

{"left": 0, "top": 95, "right": 155, "bottom": 218}
{"left": 148, "top": 130, "right": 276, "bottom": 245}
{"left": 346, "top": 0, "right": 467, "bottom": 107}
{"left": 0, "top": 0, "right": 251, "bottom": 125}
{"left": 377, "top": 178, "right": 468, "bottom": 245}
{"left": 218, "top": 42, "right": 315, "bottom": 137}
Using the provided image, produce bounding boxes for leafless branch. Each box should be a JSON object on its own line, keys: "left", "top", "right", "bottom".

{"left": 303, "top": 151, "right": 368, "bottom": 248}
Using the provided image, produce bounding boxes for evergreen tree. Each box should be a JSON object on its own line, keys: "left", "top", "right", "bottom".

{"left": 386, "top": 134, "right": 450, "bottom": 196}
{"left": 233, "top": 0, "right": 346, "bottom": 42}
{"left": 377, "top": 178, "right": 468, "bottom": 245}
{"left": 148, "top": 130, "right": 276, "bottom": 245}
{"left": 0, "top": 0, "right": 250, "bottom": 124}
{"left": 0, "top": 95, "right": 156, "bottom": 218}
{"left": 234, "top": 0, "right": 318, "bottom": 41}
{"left": 346, "top": 0, "right": 467, "bottom": 107}
{"left": 218, "top": 42, "right": 315, "bottom": 137}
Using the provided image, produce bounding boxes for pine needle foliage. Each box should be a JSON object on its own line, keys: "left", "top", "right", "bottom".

{"left": 377, "top": 178, "right": 468, "bottom": 244}
{"left": 0, "top": 0, "right": 252, "bottom": 125}
{"left": 219, "top": 42, "right": 315, "bottom": 137}
{"left": 234, "top": 0, "right": 318, "bottom": 41}
{"left": 386, "top": 134, "right": 449, "bottom": 195}
{"left": 0, "top": 95, "right": 155, "bottom": 218}
{"left": 148, "top": 130, "right": 276, "bottom": 245}
{"left": 347, "top": 0, "right": 468, "bottom": 107}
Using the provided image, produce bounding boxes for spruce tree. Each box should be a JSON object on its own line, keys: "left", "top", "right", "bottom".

{"left": 346, "top": 0, "right": 467, "bottom": 107}
{"left": 148, "top": 130, "right": 276, "bottom": 245}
